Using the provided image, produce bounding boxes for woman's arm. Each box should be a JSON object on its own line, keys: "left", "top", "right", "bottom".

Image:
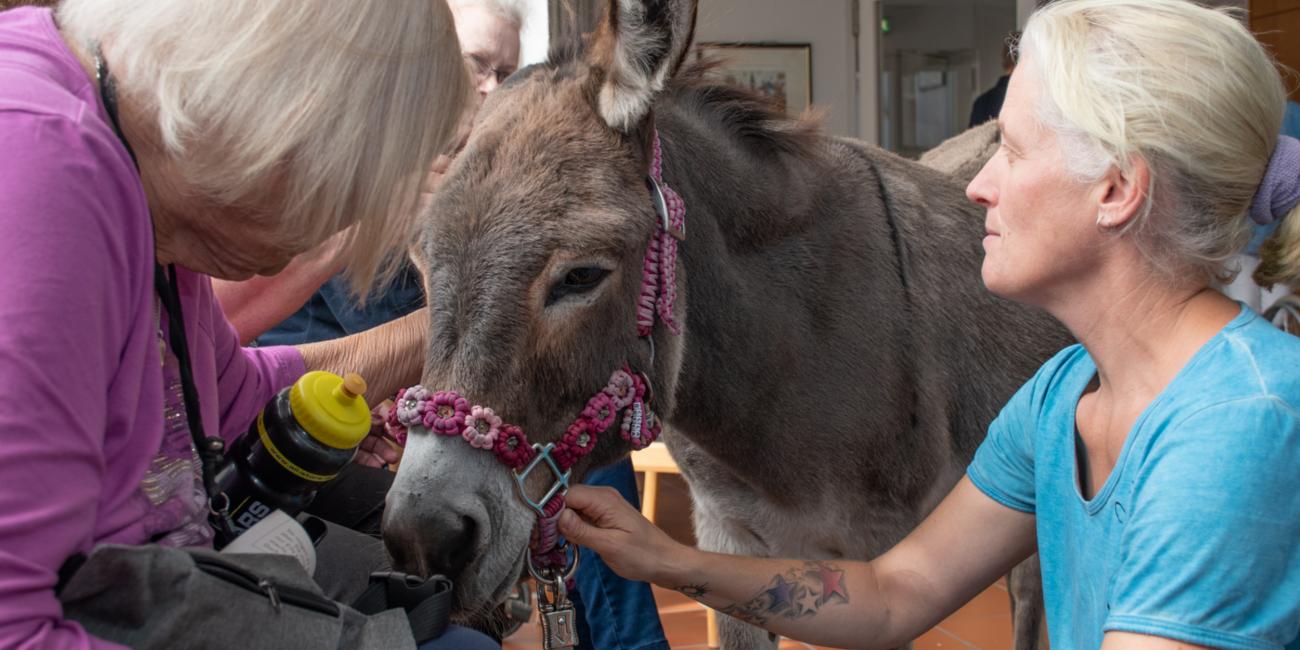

{"left": 1102, "top": 633, "right": 1213, "bottom": 649}
{"left": 296, "top": 308, "right": 428, "bottom": 406}
{"left": 559, "top": 477, "right": 1036, "bottom": 649}
{"left": 0, "top": 112, "right": 138, "bottom": 650}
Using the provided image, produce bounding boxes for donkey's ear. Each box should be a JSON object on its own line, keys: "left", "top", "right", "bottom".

{"left": 592, "top": 0, "right": 698, "bottom": 132}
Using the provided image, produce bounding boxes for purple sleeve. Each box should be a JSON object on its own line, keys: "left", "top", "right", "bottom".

{"left": 0, "top": 112, "right": 133, "bottom": 649}
{"left": 204, "top": 283, "right": 307, "bottom": 444}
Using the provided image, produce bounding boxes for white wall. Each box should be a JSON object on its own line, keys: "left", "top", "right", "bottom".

{"left": 520, "top": 0, "right": 550, "bottom": 67}
{"left": 695, "top": 0, "right": 865, "bottom": 138}
{"left": 882, "top": 2, "right": 1015, "bottom": 97}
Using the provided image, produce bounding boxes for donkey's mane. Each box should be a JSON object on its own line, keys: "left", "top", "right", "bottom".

{"left": 668, "top": 58, "right": 823, "bottom": 157}
{"left": 542, "top": 36, "right": 822, "bottom": 158}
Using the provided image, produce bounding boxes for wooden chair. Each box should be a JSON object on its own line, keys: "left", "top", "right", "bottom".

{"left": 630, "top": 441, "right": 721, "bottom": 648}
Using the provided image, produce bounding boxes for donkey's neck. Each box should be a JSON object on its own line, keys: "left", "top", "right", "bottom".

{"left": 651, "top": 102, "right": 917, "bottom": 495}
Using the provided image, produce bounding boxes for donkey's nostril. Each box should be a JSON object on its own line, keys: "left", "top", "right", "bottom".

{"left": 383, "top": 510, "right": 479, "bottom": 584}
{"left": 424, "top": 515, "right": 477, "bottom": 582}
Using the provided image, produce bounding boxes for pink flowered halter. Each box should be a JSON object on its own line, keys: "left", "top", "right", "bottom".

{"left": 384, "top": 130, "right": 685, "bottom": 643}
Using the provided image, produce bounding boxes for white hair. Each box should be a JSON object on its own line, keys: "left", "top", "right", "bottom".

{"left": 58, "top": 0, "right": 474, "bottom": 293}
{"left": 1020, "top": 0, "right": 1290, "bottom": 286}
{"left": 450, "top": 0, "right": 528, "bottom": 30}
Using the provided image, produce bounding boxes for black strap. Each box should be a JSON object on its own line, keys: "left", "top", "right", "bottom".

{"left": 155, "top": 263, "right": 234, "bottom": 535}
{"left": 352, "top": 572, "right": 453, "bottom": 643}
{"left": 93, "top": 49, "right": 138, "bottom": 169}
{"left": 94, "top": 49, "right": 234, "bottom": 540}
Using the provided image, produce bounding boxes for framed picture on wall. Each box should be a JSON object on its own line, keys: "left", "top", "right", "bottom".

{"left": 695, "top": 42, "right": 813, "bottom": 116}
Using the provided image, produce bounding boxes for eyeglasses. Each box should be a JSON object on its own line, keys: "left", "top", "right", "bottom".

{"left": 464, "top": 53, "right": 513, "bottom": 85}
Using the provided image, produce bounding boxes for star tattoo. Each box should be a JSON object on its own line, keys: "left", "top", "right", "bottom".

{"left": 813, "top": 566, "right": 848, "bottom": 605}
{"left": 764, "top": 575, "right": 797, "bottom": 613}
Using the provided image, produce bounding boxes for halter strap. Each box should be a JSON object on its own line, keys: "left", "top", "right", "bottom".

{"left": 638, "top": 130, "right": 686, "bottom": 337}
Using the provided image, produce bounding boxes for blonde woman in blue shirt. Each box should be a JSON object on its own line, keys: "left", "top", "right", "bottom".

{"left": 557, "top": 1, "right": 1300, "bottom": 648}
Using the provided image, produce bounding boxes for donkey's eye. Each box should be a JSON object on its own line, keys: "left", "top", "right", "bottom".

{"left": 565, "top": 267, "right": 607, "bottom": 286}
{"left": 546, "top": 267, "right": 610, "bottom": 306}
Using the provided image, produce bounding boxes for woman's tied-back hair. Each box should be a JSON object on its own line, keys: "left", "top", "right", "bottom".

{"left": 1020, "top": 0, "right": 1294, "bottom": 287}
{"left": 58, "top": 0, "right": 474, "bottom": 293}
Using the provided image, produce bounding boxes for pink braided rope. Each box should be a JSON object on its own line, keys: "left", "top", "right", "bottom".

{"left": 637, "top": 130, "right": 685, "bottom": 337}
{"left": 636, "top": 238, "right": 661, "bottom": 336}
{"left": 530, "top": 491, "right": 566, "bottom": 559}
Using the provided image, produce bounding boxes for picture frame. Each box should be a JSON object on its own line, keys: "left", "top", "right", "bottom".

{"left": 695, "top": 42, "right": 813, "bottom": 116}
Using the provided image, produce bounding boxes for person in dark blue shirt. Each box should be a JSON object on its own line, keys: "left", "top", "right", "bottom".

{"left": 970, "top": 31, "right": 1019, "bottom": 128}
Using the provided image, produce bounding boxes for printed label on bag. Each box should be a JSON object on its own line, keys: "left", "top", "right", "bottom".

{"left": 220, "top": 509, "right": 318, "bottom": 576}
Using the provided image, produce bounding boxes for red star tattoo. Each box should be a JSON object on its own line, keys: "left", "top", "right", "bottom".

{"left": 815, "top": 567, "right": 848, "bottom": 605}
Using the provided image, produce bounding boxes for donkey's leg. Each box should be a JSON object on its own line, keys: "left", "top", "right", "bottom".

{"left": 1008, "top": 554, "right": 1048, "bottom": 650}
{"left": 690, "top": 487, "right": 780, "bottom": 650}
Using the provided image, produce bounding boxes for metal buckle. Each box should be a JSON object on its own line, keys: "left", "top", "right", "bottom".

{"left": 512, "top": 443, "right": 571, "bottom": 518}
{"left": 646, "top": 176, "right": 685, "bottom": 241}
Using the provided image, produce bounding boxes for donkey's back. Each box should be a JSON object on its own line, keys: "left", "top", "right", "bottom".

{"left": 662, "top": 116, "right": 1066, "bottom": 647}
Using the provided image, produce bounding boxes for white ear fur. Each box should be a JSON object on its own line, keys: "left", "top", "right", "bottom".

{"left": 596, "top": 0, "right": 697, "bottom": 132}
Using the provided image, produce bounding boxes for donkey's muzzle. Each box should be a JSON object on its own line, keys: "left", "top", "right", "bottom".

{"left": 382, "top": 501, "right": 479, "bottom": 585}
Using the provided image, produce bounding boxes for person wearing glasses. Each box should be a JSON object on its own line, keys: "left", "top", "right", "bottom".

{"left": 212, "top": 2, "right": 672, "bottom": 648}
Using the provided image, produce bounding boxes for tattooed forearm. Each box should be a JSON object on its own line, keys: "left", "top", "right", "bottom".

{"left": 674, "top": 583, "right": 710, "bottom": 598}
{"left": 716, "top": 561, "right": 850, "bottom": 626}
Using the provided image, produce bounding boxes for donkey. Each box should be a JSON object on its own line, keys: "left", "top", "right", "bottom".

{"left": 382, "top": 0, "right": 1069, "bottom": 647}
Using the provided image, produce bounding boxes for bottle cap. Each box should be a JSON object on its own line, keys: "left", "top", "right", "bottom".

{"left": 289, "top": 371, "right": 371, "bottom": 449}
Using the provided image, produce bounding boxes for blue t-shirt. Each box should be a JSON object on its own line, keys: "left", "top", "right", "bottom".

{"left": 969, "top": 306, "right": 1300, "bottom": 650}
{"left": 256, "top": 263, "right": 425, "bottom": 346}
{"left": 1284, "top": 101, "right": 1300, "bottom": 141}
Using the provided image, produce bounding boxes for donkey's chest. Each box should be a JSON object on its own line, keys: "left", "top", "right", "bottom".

{"left": 686, "top": 464, "right": 934, "bottom": 561}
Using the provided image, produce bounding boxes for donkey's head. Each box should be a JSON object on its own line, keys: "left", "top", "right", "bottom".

{"left": 383, "top": 0, "right": 699, "bottom": 618}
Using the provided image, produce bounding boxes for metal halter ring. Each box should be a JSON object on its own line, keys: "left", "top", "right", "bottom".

{"left": 526, "top": 546, "right": 581, "bottom": 587}
{"left": 646, "top": 176, "right": 685, "bottom": 241}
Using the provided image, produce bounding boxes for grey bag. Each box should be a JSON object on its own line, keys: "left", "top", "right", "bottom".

{"left": 58, "top": 544, "right": 417, "bottom": 650}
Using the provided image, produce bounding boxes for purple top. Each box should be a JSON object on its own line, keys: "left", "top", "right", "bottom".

{"left": 0, "top": 8, "right": 306, "bottom": 648}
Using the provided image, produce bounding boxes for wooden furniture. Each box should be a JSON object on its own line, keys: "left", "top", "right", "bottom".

{"left": 1252, "top": 0, "right": 1300, "bottom": 102}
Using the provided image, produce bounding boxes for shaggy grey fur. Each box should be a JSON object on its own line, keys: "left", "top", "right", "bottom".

{"left": 919, "top": 120, "right": 1001, "bottom": 185}
{"left": 383, "top": 0, "right": 1069, "bottom": 646}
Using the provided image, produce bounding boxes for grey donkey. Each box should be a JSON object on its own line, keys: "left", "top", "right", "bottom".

{"left": 382, "top": 0, "right": 1069, "bottom": 647}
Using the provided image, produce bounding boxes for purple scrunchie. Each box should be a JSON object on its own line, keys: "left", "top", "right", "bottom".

{"left": 1252, "top": 135, "right": 1300, "bottom": 226}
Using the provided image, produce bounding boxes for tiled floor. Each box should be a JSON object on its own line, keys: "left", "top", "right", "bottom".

{"left": 503, "top": 580, "right": 1012, "bottom": 649}
{"left": 502, "top": 474, "right": 1015, "bottom": 649}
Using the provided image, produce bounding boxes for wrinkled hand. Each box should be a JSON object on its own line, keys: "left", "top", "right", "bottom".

{"left": 557, "top": 485, "right": 685, "bottom": 584}
{"left": 353, "top": 400, "right": 403, "bottom": 468}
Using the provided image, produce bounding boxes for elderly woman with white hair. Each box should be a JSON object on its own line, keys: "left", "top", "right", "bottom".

{"left": 558, "top": 1, "right": 1300, "bottom": 648}
{"left": 0, "top": 0, "right": 500, "bottom": 648}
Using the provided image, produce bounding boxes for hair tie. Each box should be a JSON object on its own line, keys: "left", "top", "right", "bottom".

{"left": 1251, "top": 135, "right": 1300, "bottom": 226}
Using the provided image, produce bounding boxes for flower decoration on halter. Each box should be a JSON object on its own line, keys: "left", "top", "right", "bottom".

{"left": 554, "top": 420, "right": 599, "bottom": 469}
{"left": 394, "top": 386, "right": 431, "bottom": 428}
{"left": 493, "top": 425, "right": 536, "bottom": 470}
{"left": 603, "top": 369, "right": 644, "bottom": 410}
{"left": 581, "top": 392, "right": 617, "bottom": 433}
{"left": 426, "top": 390, "right": 471, "bottom": 435}
{"left": 463, "top": 405, "right": 502, "bottom": 449}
